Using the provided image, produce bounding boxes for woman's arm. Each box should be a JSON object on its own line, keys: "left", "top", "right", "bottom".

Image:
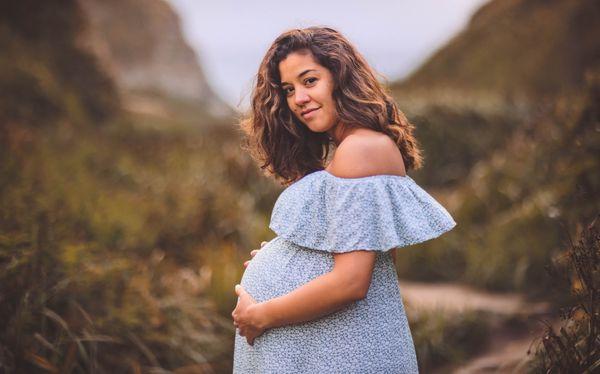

{"left": 234, "top": 132, "right": 406, "bottom": 343}
{"left": 232, "top": 250, "right": 376, "bottom": 344}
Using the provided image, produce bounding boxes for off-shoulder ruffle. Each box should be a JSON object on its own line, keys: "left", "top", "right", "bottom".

{"left": 268, "top": 170, "right": 457, "bottom": 253}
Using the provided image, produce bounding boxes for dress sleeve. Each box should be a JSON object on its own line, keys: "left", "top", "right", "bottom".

{"left": 268, "top": 172, "right": 457, "bottom": 253}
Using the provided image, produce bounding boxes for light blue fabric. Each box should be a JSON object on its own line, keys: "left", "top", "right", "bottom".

{"left": 233, "top": 170, "right": 457, "bottom": 373}
{"left": 269, "top": 170, "right": 457, "bottom": 252}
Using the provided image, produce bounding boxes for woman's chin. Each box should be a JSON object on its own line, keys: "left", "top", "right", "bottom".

{"left": 306, "top": 122, "right": 331, "bottom": 133}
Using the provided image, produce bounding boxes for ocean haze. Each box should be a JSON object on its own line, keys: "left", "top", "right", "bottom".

{"left": 167, "top": 0, "right": 490, "bottom": 111}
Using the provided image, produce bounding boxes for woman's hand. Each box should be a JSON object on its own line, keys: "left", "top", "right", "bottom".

{"left": 243, "top": 240, "right": 268, "bottom": 268}
{"left": 232, "top": 284, "right": 267, "bottom": 346}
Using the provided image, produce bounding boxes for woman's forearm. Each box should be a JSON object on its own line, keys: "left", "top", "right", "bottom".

{"left": 250, "top": 270, "right": 364, "bottom": 330}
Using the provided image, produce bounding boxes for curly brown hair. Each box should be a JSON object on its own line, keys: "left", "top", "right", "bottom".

{"left": 239, "top": 26, "right": 423, "bottom": 185}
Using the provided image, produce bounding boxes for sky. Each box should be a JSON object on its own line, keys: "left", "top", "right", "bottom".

{"left": 167, "top": 0, "right": 490, "bottom": 110}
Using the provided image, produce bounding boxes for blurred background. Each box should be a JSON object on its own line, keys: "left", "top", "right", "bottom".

{"left": 0, "top": 0, "right": 598, "bottom": 373}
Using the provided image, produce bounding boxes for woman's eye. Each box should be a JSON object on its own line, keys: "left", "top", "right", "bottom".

{"left": 282, "top": 78, "right": 316, "bottom": 96}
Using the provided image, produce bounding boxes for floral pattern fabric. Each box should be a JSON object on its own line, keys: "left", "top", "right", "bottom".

{"left": 233, "top": 170, "right": 457, "bottom": 373}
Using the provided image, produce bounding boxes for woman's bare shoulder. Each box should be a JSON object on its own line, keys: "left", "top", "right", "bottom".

{"left": 327, "top": 129, "right": 406, "bottom": 178}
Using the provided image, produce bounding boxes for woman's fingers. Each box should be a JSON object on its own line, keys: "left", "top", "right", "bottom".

{"left": 244, "top": 240, "right": 269, "bottom": 267}
{"left": 251, "top": 241, "right": 268, "bottom": 256}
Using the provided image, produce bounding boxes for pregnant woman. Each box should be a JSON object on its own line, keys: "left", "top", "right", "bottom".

{"left": 231, "top": 26, "right": 456, "bottom": 373}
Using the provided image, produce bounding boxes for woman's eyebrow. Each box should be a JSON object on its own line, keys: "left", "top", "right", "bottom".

{"left": 281, "top": 69, "right": 317, "bottom": 85}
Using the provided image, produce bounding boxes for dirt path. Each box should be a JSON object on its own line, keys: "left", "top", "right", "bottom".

{"left": 449, "top": 317, "right": 563, "bottom": 374}
{"left": 398, "top": 279, "right": 550, "bottom": 316}
{"left": 398, "top": 279, "right": 557, "bottom": 373}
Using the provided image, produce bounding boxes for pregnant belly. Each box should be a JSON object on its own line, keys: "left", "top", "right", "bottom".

{"left": 236, "top": 238, "right": 411, "bottom": 360}
{"left": 240, "top": 237, "right": 334, "bottom": 302}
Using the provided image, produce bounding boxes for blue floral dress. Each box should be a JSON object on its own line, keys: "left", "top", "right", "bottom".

{"left": 233, "top": 170, "right": 457, "bottom": 373}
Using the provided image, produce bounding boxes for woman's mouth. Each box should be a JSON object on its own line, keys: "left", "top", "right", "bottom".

{"left": 302, "top": 107, "right": 320, "bottom": 119}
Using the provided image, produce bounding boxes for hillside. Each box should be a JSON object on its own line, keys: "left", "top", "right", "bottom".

{"left": 390, "top": 0, "right": 600, "bottom": 297}
{"left": 0, "top": 0, "right": 119, "bottom": 127}
{"left": 392, "top": 0, "right": 600, "bottom": 109}
{"left": 0, "top": 0, "right": 272, "bottom": 372}
{"left": 387, "top": 0, "right": 600, "bottom": 187}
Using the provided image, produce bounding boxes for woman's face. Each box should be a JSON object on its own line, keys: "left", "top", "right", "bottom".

{"left": 278, "top": 50, "right": 339, "bottom": 133}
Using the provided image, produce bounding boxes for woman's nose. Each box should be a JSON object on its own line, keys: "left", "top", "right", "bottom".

{"left": 294, "top": 89, "right": 310, "bottom": 106}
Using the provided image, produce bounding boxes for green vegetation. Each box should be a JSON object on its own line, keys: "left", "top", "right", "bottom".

{"left": 527, "top": 216, "right": 600, "bottom": 373}
{"left": 396, "top": 77, "right": 599, "bottom": 296}
{"left": 410, "top": 309, "right": 491, "bottom": 371}
{"left": 0, "top": 118, "right": 278, "bottom": 372}
{"left": 389, "top": 0, "right": 599, "bottom": 297}
{"left": 0, "top": 1, "right": 278, "bottom": 371}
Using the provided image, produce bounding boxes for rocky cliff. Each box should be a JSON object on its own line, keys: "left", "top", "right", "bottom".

{"left": 78, "top": 0, "right": 232, "bottom": 118}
